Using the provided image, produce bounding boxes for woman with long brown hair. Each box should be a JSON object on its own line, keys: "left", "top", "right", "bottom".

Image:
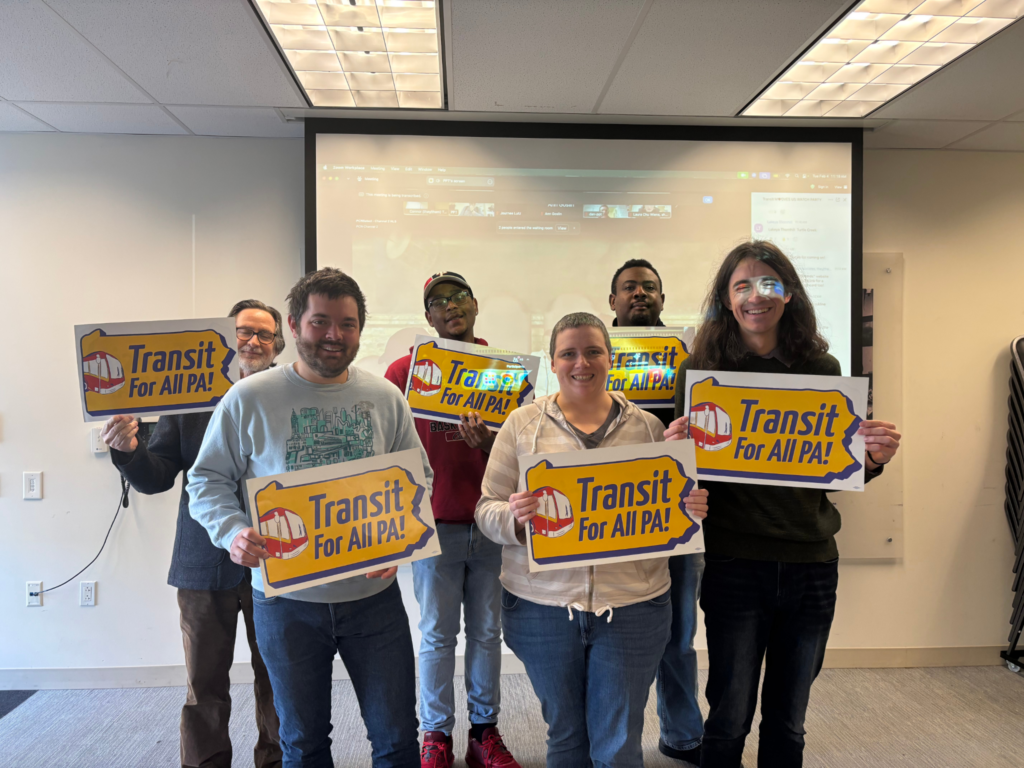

{"left": 667, "top": 241, "right": 901, "bottom": 767}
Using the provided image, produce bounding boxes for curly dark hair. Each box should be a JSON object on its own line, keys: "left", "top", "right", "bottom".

{"left": 688, "top": 241, "right": 829, "bottom": 371}
{"left": 286, "top": 267, "right": 367, "bottom": 331}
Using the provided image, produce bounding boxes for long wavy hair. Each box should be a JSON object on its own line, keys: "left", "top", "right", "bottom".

{"left": 688, "top": 241, "right": 829, "bottom": 371}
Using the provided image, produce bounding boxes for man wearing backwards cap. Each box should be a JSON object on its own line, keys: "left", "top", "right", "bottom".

{"left": 385, "top": 272, "right": 520, "bottom": 768}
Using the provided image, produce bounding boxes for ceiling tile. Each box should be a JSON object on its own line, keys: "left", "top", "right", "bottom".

{"left": 873, "top": 19, "right": 1024, "bottom": 121}
{"left": 864, "top": 119, "right": 992, "bottom": 148}
{"left": 600, "top": 0, "right": 852, "bottom": 116}
{"left": 0, "top": 102, "right": 56, "bottom": 132}
{"left": 46, "top": 0, "right": 306, "bottom": 108}
{"left": 947, "top": 121, "right": 1024, "bottom": 150}
{"left": 0, "top": 0, "right": 148, "bottom": 103}
{"left": 449, "top": 0, "right": 647, "bottom": 113}
{"left": 167, "top": 106, "right": 303, "bottom": 138}
{"left": 15, "top": 103, "right": 188, "bottom": 135}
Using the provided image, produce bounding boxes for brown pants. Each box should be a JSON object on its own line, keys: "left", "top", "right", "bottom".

{"left": 178, "top": 581, "right": 282, "bottom": 768}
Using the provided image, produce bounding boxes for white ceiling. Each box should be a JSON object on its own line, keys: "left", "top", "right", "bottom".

{"left": 0, "top": 0, "right": 1022, "bottom": 150}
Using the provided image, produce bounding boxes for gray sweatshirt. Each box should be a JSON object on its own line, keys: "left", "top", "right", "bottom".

{"left": 187, "top": 363, "right": 433, "bottom": 603}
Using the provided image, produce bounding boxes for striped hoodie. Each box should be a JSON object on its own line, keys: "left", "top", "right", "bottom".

{"left": 475, "top": 391, "right": 671, "bottom": 617}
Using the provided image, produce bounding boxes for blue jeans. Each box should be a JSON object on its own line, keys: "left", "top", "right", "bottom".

{"left": 252, "top": 581, "right": 419, "bottom": 768}
{"left": 412, "top": 522, "right": 503, "bottom": 734}
{"left": 501, "top": 588, "right": 672, "bottom": 768}
{"left": 656, "top": 553, "right": 705, "bottom": 752}
{"left": 700, "top": 557, "right": 839, "bottom": 768}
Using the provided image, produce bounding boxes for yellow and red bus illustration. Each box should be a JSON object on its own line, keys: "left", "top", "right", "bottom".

{"left": 82, "top": 351, "right": 125, "bottom": 395}
{"left": 689, "top": 402, "right": 732, "bottom": 451}
{"left": 258, "top": 507, "right": 309, "bottom": 560}
{"left": 411, "top": 359, "right": 443, "bottom": 396}
{"left": 530, "top": 486, "right": 574, "bottom": 538}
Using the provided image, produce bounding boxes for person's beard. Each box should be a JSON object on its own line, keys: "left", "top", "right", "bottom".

{"left": 295, "top": 331, "right": 358, "bottom": 379}
{"left": 626, "top": 301, "right": 656, "bottom": 326}
{"left": 238, "top": 342, "right": 274, "bottom": 376}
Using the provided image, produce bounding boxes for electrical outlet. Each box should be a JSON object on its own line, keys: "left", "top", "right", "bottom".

{"left": 90, "top": 428, "right": 108, "bottom": 454}
{"left": 80, "top": 581, "right": 96, "bottom": 607}
{"left": 26, "top": 581, "right": 42, "bottom": 607}
{"left": 23, "top": 471, "right": 42, "bottom": 499}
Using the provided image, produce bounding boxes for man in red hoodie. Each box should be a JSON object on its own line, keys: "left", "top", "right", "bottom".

{"left": 384, "top": 272, "right": 520, "bottom": 768}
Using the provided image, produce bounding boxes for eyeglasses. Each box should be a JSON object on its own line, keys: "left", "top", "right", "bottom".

{"left": 729, "top": 276, "right": 788, "bottom": 301}
{"left": 236, "top": 327, "right": 277, "bottom": 345}
{"left": 427, "top": 289, "right": 473, "bottom": 312}
{"left": 619, "top": 280, "right": 660, "bottom": 295}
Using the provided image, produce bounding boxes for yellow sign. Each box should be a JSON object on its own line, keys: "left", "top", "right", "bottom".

{"left": 683, "top": 371, "right": 868, "bottom": 490}
{"left": 607, "top": 329, "right": 691, "bottom": 409}
{"left": 75, "top": 318, "right": 238, "bottom": 421}
{"left": 248, "top": 449, "right": 440, "bottom": 596}
{"left": 519, "top": 441, "right": 703, "bottom": 572}
{"left": 406, "top": 336, "right": 539, "bottom": 430}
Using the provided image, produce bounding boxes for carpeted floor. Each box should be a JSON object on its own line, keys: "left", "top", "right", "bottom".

{"left": 0, "top": 668, "right": 1022, "bottom": 767}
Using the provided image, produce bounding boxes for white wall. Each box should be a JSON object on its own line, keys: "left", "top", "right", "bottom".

{"left": 0, "top": 134, "right": 304, "bottom": 673}
{"left": 1, "top": 135, "right": 1020, "bottom": 685}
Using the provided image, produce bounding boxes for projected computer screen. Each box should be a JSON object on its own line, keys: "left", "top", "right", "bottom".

{"left": 315, "top": 132, "right": 854, "bottom": 392}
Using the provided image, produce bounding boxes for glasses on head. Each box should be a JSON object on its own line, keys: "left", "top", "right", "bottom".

{"left": 729, "top": 276, "right": 788, "bottom": 302}
{"left": 427, "top": 289, "right": 472, "bottom": 312}
{"left": 620, "top": 280, "right": 660, "bottom": 295}
{"left": 236, "top": 327, "right": 276, "bottom": 345}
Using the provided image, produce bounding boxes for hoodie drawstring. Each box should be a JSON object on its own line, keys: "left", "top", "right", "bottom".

{"left": 566, "top": 602, "right": 614, "bottom": 623}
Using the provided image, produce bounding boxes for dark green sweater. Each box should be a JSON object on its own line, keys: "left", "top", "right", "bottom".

{"left": 675, "top": 353, "right": 881, "bottom": 562}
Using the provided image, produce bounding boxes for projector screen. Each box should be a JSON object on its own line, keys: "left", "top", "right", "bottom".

{"left": 310, "top": 122, "right": 861, "bottom": 393}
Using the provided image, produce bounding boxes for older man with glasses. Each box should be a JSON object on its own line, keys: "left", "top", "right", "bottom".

{"left": 101, "top": 299, "right": 286, "bottom": 768}
{"left": 385, "top": 272, "right": 520, "bottom": 768}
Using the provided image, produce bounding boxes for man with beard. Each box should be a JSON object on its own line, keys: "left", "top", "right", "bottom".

{"left": 608, "top": 258, "right": 705, "bottom": 766}
{"left": 102, "top": 299, "right": 285, "bottom": 768}
{"left": 187, "top": 268, "right": 432, "bottom": 768}
{"left": 384, "top": 273, "right": 520, "bottom": 768}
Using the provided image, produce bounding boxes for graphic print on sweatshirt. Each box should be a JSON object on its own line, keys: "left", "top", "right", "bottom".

{"left": 286, "top": 403, "right": 375, "bottom": 471}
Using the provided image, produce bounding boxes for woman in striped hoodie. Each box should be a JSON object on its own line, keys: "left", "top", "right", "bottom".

{"left": 476, "top": 312, "right": 709, "bottom": 768}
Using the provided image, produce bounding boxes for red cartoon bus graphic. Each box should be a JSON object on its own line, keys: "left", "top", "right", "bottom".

{"left": 82, "top": 351, "right": 126, "bottom": 395}
{"left": 530, "top": 486, "right": 574, "bottom": 538}
{"left": 411, "top": 359, "right": 443, "bottom": 396}
{"left": 258, "top": 507, "right": 309, "bottom": 559}
{"left": 689, "top": 401, "right": 732, "bottom": 451}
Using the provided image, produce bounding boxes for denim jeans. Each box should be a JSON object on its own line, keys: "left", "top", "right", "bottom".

{"left": 412, "top": 522, "right": 503, "bottom": 734}
{"left": 501, "top": 587, "right": 672, "bottom": 768}
{"left": 656, "top": 553, "right": 705, "bottom": 752}
{"left": 252, "top": 580, "right": 419, "bottom": 768}
{"left": 700, "top": 556, "right": 839, "bottom": 768}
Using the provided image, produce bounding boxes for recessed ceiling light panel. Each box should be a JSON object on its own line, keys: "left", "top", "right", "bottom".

{"left": 742, "top": 0, "right": 1022, "bottom": 117}
{"left": 255, "top": 0, "right": 445, "bottom": 110}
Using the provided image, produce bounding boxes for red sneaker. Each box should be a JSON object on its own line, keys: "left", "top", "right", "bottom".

{"left": 420, "top": 731, "right": 454, "bottom": 768}
{"left": 466, "top": 727, "right": 521, "bottom": 768}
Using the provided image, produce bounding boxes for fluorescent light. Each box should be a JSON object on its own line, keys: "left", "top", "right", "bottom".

{"left": 742, "top": 0, "right": 1023, "bottom": 118}
{"left": 256, "top": 0, "right": 445, "bottom": 110}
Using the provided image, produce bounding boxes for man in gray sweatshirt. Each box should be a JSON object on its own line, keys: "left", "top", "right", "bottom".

{"left": 187, "top": 268, "right": 433, "bottom": 768}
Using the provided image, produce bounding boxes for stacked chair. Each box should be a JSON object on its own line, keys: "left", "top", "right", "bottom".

{"left": 1003, "top": 336, "right": 1024, "bottom": 673}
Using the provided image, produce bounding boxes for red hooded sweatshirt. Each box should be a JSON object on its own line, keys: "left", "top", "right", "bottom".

{"left": 384, "top": 339, "right": 489, "bottom": 525}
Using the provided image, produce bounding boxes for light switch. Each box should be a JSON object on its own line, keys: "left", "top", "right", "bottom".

{"left": 23, "top": 471, "right": 42, "bottom": 500}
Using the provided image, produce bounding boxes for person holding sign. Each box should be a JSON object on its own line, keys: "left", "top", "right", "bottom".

{"left": 610, "top": 258, "right": 705, "bottom": 764}
{"left": 187, "top": 269, "right": 433, "bottom": 768}
{"left": 384, "top": 272, "right": 521, "bottom": 768}
{"left": 667, "top": 242, "right": 901, "bottom": 768}
{"left": 103, "top": 299, "right": 285, "bottom": 768}
{"left": 476, "top": 312, "right": 709, "bottom": 768}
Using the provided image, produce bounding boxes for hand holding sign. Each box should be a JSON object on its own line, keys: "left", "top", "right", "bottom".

{"left": 859, "top": 420, "right": 901, "bottom": 469}
{"left": 459, "top": 411, "right": 496, "bottom": 451}
{"left": 101, "top": 414, "right": 139, "bottom": 453}
{"left": 509, "top": 490, "right": 541, "bottom": 534}
{"left": 230, "top": 527, "right": 270, "bottom": 568}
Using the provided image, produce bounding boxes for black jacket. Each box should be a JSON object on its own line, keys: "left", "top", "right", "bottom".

{"left": 111, "top": 413, "right": 247, "bottom": 591}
